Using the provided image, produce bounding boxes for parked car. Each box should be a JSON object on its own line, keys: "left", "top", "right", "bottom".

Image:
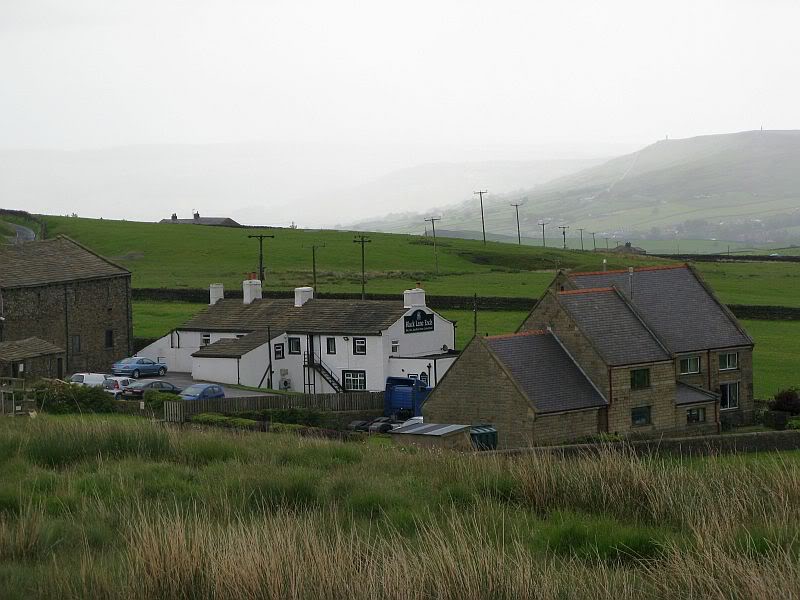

{"left": 121, "top": 379, "right": 182, "bottom": 399}
{"left": 69, "top": 373, "right": 109, "bottom": 387}
{"left": 111, "top": 357, "right": 167, "bottom": 379}
{"left": 179, "top": 383, "right": 225, "bottom": 401}
{"left": 102, "top": 376, "right": 133, "bottom": 398}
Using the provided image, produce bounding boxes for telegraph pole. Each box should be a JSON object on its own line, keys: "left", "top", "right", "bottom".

{"left": 577, "top": 227, "right": 585, "bottom": 251}
{"left": 474, "top": 190, "right": 488, "bottom": 244}
{"left": 304, "top": 243, "right": 326, "bottom": 291}
{"left": 510, "top": 202, "right": 523, "bottom": 245}
{"left": 558, "top": 225, "right": 569, "bottom": 249}
{"left": 353, "top": 235, "right": 371, "bottom": 300}
{"left": 423, "top": 216, "right": 441, "bottom": 274}
{"left": 538, "top": 220, "right": 547, "bottom": 247}
{"left": 247, "top": 233, "right": 275, "bottom": 281}
{"left": 604, "top": 237, "right": 610, "bottom": 250}
{"left": 590, "top": 232, "right": 597, "bottom": 251}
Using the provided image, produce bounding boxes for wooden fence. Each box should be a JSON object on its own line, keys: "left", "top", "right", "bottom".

{"left": 163, "top": 391, "right": 385, "bottom": 423}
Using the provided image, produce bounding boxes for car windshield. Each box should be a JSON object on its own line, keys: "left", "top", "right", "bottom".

{"left": 181, "top": 384, "right": 206, "bottom": 395}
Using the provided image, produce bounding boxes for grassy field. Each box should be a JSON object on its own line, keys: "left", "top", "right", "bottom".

{"left": 0, "top": 415, "right": 799, "bottom": 598}
{"left": 0, "top": 220, "right": 14, "bottom": 237}
{"left": 743, "top": 319, "right": 800, "bottom": 398}
{"left": 693, "top": 261, "right": 800, "bottom": 307}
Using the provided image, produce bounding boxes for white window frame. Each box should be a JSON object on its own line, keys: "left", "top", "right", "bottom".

{"left": 679, "top": 356, "right": 700, "bottom": 375}
{"left": 720, "top": 382, "right": 740, "bottom": 410}
{"left": 274, "top": 343, "right": 285, "bottom": 360}
{"left": 353, "top": 337, "right": 367, "bottom": 355}
{"left": 686, "top": 407, "right": 706, "bottom": 424}
{"left": 631, "top": 405, "right": 652, "bottom": 427}
{"left": 288, "top": 337, "right": 301, "bottom": 355}
{"left": 342, "top": 370, "right": 367, "bottom": 391}
{"left": 391, "top": 340, "right": 399, "bottom": 354}
{"left": 719, "top": 352, "right": 739, "bottom": 371}
{"left": 326, "top": 337, "right": 336, "bottom": 355}
{"left": 201, "top": 333, "right": 211, "bottom": 346}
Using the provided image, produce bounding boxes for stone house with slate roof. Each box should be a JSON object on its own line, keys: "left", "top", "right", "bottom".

{"left": 138, "top": 282, "right": 457, "bottom": 393}
{"left": 0, "top": 236, "right": 132, "bottom": 376}
{"left": 424, "top": 264, "right": 753, "bottom": 449}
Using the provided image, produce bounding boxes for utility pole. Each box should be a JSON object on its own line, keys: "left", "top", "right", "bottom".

{"left": 558, "top": 225, "right": 569, "bottom": 249}
{"left": 538, "top": 220, "right": 547, "bottom": 247}
{"left": 577, "top": 228, "right": 585, "bottom": 251}
{"left": 590, "top": 232, "right": 597, "bottom": 251}
{"left": 247, "top": 233, "right": 275, "bottom": 281}
{"left": 423, "top": 217, "right": 441, "bottom": 274}
{"left": 353, "top": 235, "right": 371, "bottom": 300}
{"left": 304, "top": 243, "right": 326, "bottom": 291}
{"left": 473, "top": 293, "right": 478, "bottom": 339}
{"left": 604, "top": 237, "right": 610, "bottom": 250}
{"left": 474, "top": 190, "right": 488, "bottom": 244}
{"left": 510, "top": 202, "right": 523, "bottom": 245}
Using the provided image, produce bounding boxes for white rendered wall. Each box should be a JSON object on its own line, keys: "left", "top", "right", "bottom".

{"left": 138, "top": 330, "right": 245, "bottom": 373}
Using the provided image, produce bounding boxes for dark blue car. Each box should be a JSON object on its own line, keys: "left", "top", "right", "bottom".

{"left": 180, "top": 383, "right": 225, "bottom": 401}
{"left": 111, "top": 357, "right": 167, "bottom": 379}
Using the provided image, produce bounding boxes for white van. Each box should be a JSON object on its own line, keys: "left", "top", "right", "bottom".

{"left": 69, "top": 373, "right": 109, "bottom": 387}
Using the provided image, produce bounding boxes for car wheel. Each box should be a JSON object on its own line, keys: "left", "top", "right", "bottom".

{"left": 132, "top": 369, "right": 140, "bottom": 379}
{"left": 158, "top": 367, "right": 166, "bottom": 376}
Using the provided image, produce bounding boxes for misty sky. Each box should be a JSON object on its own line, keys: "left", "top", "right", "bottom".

{"left": 2, "top": 0, "right": 799, "bottom": 225}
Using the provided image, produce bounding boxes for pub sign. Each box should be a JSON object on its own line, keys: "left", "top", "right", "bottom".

{"left": 404, "top": 309, "right": 435, "bottom": 334}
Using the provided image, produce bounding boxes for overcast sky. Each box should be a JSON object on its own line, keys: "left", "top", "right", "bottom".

{"left": 1, "top": 0, "right": 799, "bottom": 224}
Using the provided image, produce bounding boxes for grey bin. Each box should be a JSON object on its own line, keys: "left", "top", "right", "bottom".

{"left": 470, "top": 425, "right": 498, "bottom": 451}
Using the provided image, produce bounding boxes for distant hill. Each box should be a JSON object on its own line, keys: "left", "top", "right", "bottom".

{"left": 354, "top": 131, "right": 800, "bottom": 243}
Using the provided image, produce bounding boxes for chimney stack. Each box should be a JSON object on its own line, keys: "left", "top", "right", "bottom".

{"left": 403, "top": 287, "right": 426, "bottom": 308}
{"left": 171, "top": 213, "right": 177, "bottom": 222}
{"left": 242, "top": 279, "right": 262, "bottom": 305}
{"left": 193, "top": 211, "right": 200, "bottom": 221}
{"left": 294, "top": 286, "right": 314, "bottom": 307}
{"left": 209, "top": 283, "right": 224, "bottom": 305}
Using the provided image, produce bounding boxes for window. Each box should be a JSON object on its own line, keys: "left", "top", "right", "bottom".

{"left": 419, "top": 372, "right": 429, "bottom": 385}
{"left": 631, "top": 406, "right": 652, "bottom": 426}
{"left": 274, "top": 343, "right": 285, "bottom": 360}
{"left": 353, "top": 337, "right": 367, "bottom": 355}
{"left": 342, "top": 370, "right": 367, "bottom": 390}
{"left": 288, "top": 337, "right": 301, "bottom": 354}
{"left": 630, "top": 368, "right": 651, "bottom": 390}
{"left": 719, "top": 352, "right": 739, "bottom": 371}
{"left": 105, "top": 329, "right": 114, "bottom": 349}
{"left": 391, "top": 340, "right": 399, "bottom": 353}
{"left": 71, "top": 335, "right": 81, "bottom": 354}
{"left": 326, "top": 337, "right": 336, "bottom": 354}
{"left": 679, "top": 356, "right": 700, "bottom": 375}
{"left": 686, "top": 407, "right": 706, "bottom": 424}
{"left": 720, "top": 382, "right": 740, "bottom": 410}
{"left": 201, "top": 333, "right": 211, "bottom": 346}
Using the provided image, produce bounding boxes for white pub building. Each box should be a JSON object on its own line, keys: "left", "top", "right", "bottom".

{"left": 138, "top": 280, "right": 458, "bottom": 393}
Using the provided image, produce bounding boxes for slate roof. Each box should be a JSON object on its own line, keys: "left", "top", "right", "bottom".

{"left": 390, "top": 423, "right": 471, "bottom": 436}
{"left": 0, "top": 236, "right": 129, "bottom": 289}
{"left": 484, "top": 331, "right": 607, "bottom": 414}
{"left": 556, "top": 288, "right": 670, "bottom": 365}
{"left": 566, "top": 265, "right": 752, "bottom": 352}
{"left": 181, "top": 297, "right": 409, "bottom": 336}
{"left": 0, "top": 337, "right": 64, "bottom": 362}
{"left": 192, "top": 330, "right": 278, "bottom": 359}
{"left": 676, "top": 382, "right": 719, "bottom": 406}
{"left": 159, "top": 217, "right": 241, "bottom": 226}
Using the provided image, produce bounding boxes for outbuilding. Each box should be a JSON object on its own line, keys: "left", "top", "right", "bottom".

{"left": 390, "top": 422, "right": 473, "bottom": 451}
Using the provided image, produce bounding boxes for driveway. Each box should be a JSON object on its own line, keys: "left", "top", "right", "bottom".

{"left": 159, "top": 372, "right": 274, "bottom": 398}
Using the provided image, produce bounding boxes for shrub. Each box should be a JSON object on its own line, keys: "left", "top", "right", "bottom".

{"left": 769, "top": 388, "right": 800, "bottom": 415}
{"left": 235, "top": 408, "right": 325, "bottom": 427}
{"left": 34, "top": 381, "right": 115, "bottom": 414}
{"left": 190, "top": 413, "right": 259, "bottom": 430}
{"left": 787, "top": 418, "right": 800, "bottom": 430}
{"left": 142, "top": 390, "right": 176, "bottom": 412}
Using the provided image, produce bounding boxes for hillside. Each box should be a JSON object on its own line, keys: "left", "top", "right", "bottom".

{"left": 38, "top": 214, "right": 665, "bottom": 296}
{"left": 354, "top": 130, "right": 800, "bottom": 243}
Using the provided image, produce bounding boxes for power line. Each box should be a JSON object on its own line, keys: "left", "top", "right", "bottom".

{"left": 353, "top": 235, "right": 372, "bottom": 300}
{"left": 247, "top": 234, "right": 275, "bottom": 281}
{"left": 423, "top": 216, "right": 442, "bottom": 274}
{"left": 577, "top": 227, "right": 585, "bottom": 251}
{"left": 558, "top": 225, "right": 570, "bottom": 249}
{"left": 474, "top": 190, "right": 488, "bottom": 244}
{"left": 510, "top": 202, "right": 524, "bottom": 245}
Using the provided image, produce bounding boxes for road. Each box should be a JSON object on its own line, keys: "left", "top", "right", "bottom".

{"left": 11, "top": 223, "right": 36, "bottom": 242}
{"left": 159, "top": 372, "right": 274, "bottom": 397}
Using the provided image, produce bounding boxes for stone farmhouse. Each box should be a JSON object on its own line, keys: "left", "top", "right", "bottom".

{"left": 138, "top": 281, "right": 458, "bottom": 392}
{"left": 160, "top": 212, "right": 241, "bottom": 227}
{"left": 0, "top": 236, "right": 133, "bottom": 378}
{"left": 424, "top": 264, "right": 753, "bottom": 449}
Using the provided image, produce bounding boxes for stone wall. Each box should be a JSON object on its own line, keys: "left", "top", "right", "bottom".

{"left": 2, "top": 276, "right": 132, "bottom": 374}
{"left": 422, "top": 339, "right": 535, "bottom": 450}
{"left": 607, "top": 362, "right": 676, "bottom": 435}
{"left": 532, "top": 409, "right": 602, "bottom": 446}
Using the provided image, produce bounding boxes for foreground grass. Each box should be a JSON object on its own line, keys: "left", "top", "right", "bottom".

{"left": 0, "top": 416, "right": 799, "bottom": 598}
